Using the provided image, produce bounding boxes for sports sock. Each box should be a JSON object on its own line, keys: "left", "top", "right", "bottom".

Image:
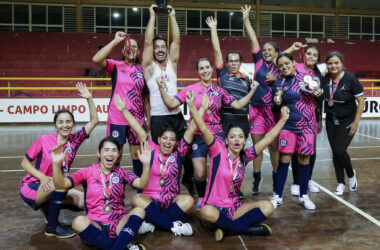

{"left": 253, "top": 171, "right": 261, "bottom": 182}
{"left": 309, "top": 153, "right": 316, "bottom": 180}
{"left": 291, "top": 154, "right": 299, "bottom": 185}
{"left": 145, "top": 202, "right": 173, "bottom": 230}
{"left": 275, "top": 162, "right": 290, "bottom": 198}
{"left": 298, "top": 163, "right": 311, "bottom": 196}
{"left": 111, "top": 215, "right": 142, "bottom": 250}
{"left": 78, "top": 224, "right": 114, "bottom": 249}
{"left": 164, "top": 202, "right": 187, "bottom": 221}
{"left": 193, "top": 178, "right": 206, "bottom": 198}
{"left": 213, "top": 212, "right": 249, "bottom": 234}
{"left": 47, "top": 191, "right": 67, "bottom": 227}
{"left": 234, "top": 208, "right": 267, "bottom": 226}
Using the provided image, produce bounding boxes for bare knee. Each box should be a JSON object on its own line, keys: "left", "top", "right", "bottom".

{"left": 258, "top": 201, "right": 274, "bottom": 217}
{"left": 129, "top": 207, "right": 145, "bottom": 219}
{"left": 200, "top": 205, "right": 219, "bottom": 223}
{"left": 72, "top": 216, "right": 90, "bottom": 233}
{"left": 193, "top": 158, "right": 206, "bottom": 180}
{"left": 132, "top": 193, "right": 152, "bottom": 209}
{"left": 174, "top": 195, "right": 194, "bottom": 212}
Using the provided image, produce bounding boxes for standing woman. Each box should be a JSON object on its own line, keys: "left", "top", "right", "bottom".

{"left": 157, "top": 58, "right": 258, "bottom": 208}
{"left": 321, "top": 51, "right": 364, "bottom": 195}
{"left": 241, "top": 5, "right": 281, "bottom": 194}
{"left": 93, "top": 31, "right": 149, "bottom": 178}
{"left": 20, "top": 82, "right": 99, "bottom": 238}
{"left": 51, "top": 137, "right": 150, "bottom": 250}
{"left": 271, "top": 53, "right": 323, "bottom": 210}
{"left": 188, "top": 90, "right": 290, "bottom": 241}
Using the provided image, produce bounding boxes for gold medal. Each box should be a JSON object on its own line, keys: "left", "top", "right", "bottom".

{"left": 104, "top": 204, "right": 111, "bottom": 213}
{"left": 230, "top": 185, "right": 234, "bottom": 193}
{"left": 160, "top": 179, "right": 165, "bottom": 187}
{"left": 328, "top": 100, "right": 334, "bottom": 107}
{"left": 206, "top": 109, "right": 212, "bottom": 115}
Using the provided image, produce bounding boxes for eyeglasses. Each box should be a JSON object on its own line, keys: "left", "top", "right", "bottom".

{"left": 228, "top": 59, "right": 241, "bottom": 64}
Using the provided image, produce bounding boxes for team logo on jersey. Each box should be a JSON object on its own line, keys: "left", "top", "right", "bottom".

{"left": 121, "top": 69, "right": 127, "bottom": 74}
{"left": 280, "top": 139, "right": 287, "bottom": 147}
{"left": 112, "top": 130, "right": 119, "bottom": 138}
{"left": 137, "top": 72, "right": 143, "bottom": 79}
{"left": 192, "top": 144, "right": 198, "bottom": 151}
{"left": 112, "top": 176, "right": 120, "bottom": 184}
{"left": 168, "top": 155, "right": 176, "bottom": 163}
{"left": 66, "top": 147, "right": 72, "bottom": 154}
{"left": 249, "top": 123, "right": 254, "bottom": 129}
{"left": 213, "top": 91, "right": 219, "bottom": 96}
{"left": 241, "top": 80, "right": 248, "bottom": 88}
{"left": 229, "top": 77, "right": 235, "bottom": 81}
{"left": 341, "top": 85, "right": 345, "bottom": 90}
{"left": 283, "top": 86, "right": 290, "bottom": 92}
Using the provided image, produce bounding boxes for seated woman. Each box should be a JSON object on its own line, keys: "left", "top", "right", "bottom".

{"left": 187, "top": 90, "right": 290, "bottom": 241}
{"left": 51, "top": 137, "right": 150, "bottom": 250}
{"left": 113, "top": 93, "right": 207, "bottom": 236}
{"left": 20, "top": 82, "right": 98, "bottom": 238}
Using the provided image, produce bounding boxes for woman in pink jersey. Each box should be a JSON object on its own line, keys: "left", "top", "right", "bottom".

{"left": 51, "top": 137, "right": 149, "bottom": 250}
{"left": 157, "top": 57, "right": 258, "bottom": 208}
{"left": 112, "top": 93, "right": 208, "bottom": 236}
{"left": 187, "top": 90, "right": 290, "bottom": 241}
{"left": 20, "top": 82, "right": 99, "bottom": 238}
{"left": 93, "top": 31, "right": 149, "bottom": 180}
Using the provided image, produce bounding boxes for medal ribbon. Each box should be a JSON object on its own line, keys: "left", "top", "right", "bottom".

{"left": 279, "top": 73, "right": 296, "bottom": 92}
{"left": 159, "top": 152, "right": 172, "bottom": 180}
{"left": 329, "top": 72, "right": 344, "bottom": 101}
{"left": 200, "top": 83, "right": 213, "bottom": 113}
{"left": 227, "top": 153, "right": 240, "bottom": 185}
{"left": 58, "top": 135, "right": 70, "bottom": 174}
{"left": 99, "top": 168, "right": 114, "bottom": 204}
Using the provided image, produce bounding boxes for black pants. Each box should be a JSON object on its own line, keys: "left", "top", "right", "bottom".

{"left": 325, "top": 119, "right": 355, "bottom": 184}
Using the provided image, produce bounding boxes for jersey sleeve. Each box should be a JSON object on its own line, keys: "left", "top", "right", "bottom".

{"left": 221, "top": 88, "right": 236, "bottom": 106}
{"left": 174, "top": 85, "right": 189, "bottom": 104}
{"left": 251, "top": 48, "right": 262, "bottom": 64}
{"left": 68, "top": 167, "right": 88, "bottom": 187}
{"left": 105, "top": 59, "right": 117, "bottom": 74}
{"left": 207, "top": 138, "right": 223, "bottom": 157}
{"left": 216, "top": 64, "right": 228, "bottom": 78}
{"left": 177, "top": 138, "right": 191, "bottom": 158}
{"left": 244, "top": 146, "right": 257, "bottom": 164}
{"left": 121, "top": 169, "right": 139, "bottom": 187}
{"left": 25, "top": 136, "right": 43, "bottom": 161}
{"left": 350, "top": 75, "right": 364, "bottom": 97}
{"left": 70, "top": 127, "right": 88, "bottom": 150}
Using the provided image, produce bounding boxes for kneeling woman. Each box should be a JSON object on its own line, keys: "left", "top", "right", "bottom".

{"left": 188, "top": 91, "right": 289, "bottom": 241}
{"left": 113, "top": 93, "right": 207, "bottom": 236}
{"left": 51, "top": 137, "right": 150, "bottom": 250}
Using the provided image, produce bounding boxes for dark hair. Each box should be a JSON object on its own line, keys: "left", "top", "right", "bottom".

{"left": 160, "top": 127, "right": 179, "bottom": 141}
{"left": 153, "top": 36, "right": 167, "bottom": 46}
{"left": 276, "top": 52, "right": 294, "bottom": 65}
{"left": 196, "top": 57, "right": 213, "bottom": 70}
{"left": 53, "top": 109, "right": 75, "bottom": 126}
{"left": 226, "top": 125, "right": 247, "bottom": 160}
{"left": 226, "top": 51, "right": 243, "bottom": 62}
{"left": 326, "top": 51, "right": 343, "bottom": 63}
{"left": 98, "top": 136, "right": 121, "bottom": 152}
{"left": 122, "top": 38, "right": 141, "bottom": 64}
{"left": 264, "top": 41, "right": 280, "bottom": 54}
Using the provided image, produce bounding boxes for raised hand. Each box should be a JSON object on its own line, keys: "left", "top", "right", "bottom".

{"left": 251, "top": 80, "right": 259, "bottom": 92}
{"left": 167, "top": 5, "right": 175, "bottom": 16}
{"left": 76, "top": 82, "right": 92, "bottom": 99}
{"left": 113, "top": 94, "right": 126, "bottom": 112}
{"left": 291, "top": 42, "right": 304, "bottom": 51}
{"left": 137, "top": 141, "right": 152, "bottom": 165}
{"left": 149, "top": 4, "right": 157, "bottom": 16}
{"left": 186, "top": 91, "right": 195, "bottom": 105}
{"left": 312, "top": 87, "right": 323, "bottom": 97}
{"left": 240, "top": 5, "right": 251, "bottom": 20}
{"left": 156, "top": 76, "right": 165, "bottom": 89}
{"left": 280, "top": 106, "right": 290, "bottom": 121}
{"left": 205, "top": 16, "right": 217, "bottom": 29}
{"left": 51, "top": 144, "right": 65, "bottom": 164}
{"left": 114, "top": 31, "right": 126, "bottom": 44}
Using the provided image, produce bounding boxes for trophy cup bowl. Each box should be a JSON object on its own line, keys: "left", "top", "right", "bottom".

{"left": 154, "top": 0, "right": 171, "bottom": 14}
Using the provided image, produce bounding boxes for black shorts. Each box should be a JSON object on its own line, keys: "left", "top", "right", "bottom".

{"left": 222, "top": 115, "right": 250, "bottom": 139}
{"left": 150, "top": 113, "right": 187, "bottom": 144}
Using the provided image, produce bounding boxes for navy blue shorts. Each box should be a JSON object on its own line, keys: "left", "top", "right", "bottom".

{"left": 107, "top": 123, "right": 146, "bottom": 145}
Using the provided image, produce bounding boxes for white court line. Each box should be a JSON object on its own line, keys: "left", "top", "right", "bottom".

{"left": 355, "top": 133, "right": 380, "bottom": 140}
{"left": 310, "top": 180, "right": 380, "bottom": 227}
{"left": 238, "top": 235, "right": 248, "bottom": 250}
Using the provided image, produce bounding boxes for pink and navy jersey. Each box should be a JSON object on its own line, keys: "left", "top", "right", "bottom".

{"left": 203, "top": 139, "right": 257, "bottom": 210}
{"left": 105, "top": 59, "right": 147, "bottom": 126}
{"left": 295, "top": 62, "right": 316, "bottom": 76}
{"left": 272, "top": 72, "right": 318, "bottom": 134}
{"left": 68, "top": 163, "right": 138, "bottom": 224}
{"left": 21, "top": 128, "right": 88, "bottom": 185}
{"left": 251, "top": 48, "right": 282, "bottom": 107}
{"left": 175, "top": 82, "right": 235, "bottom": 134}
{"left": 143, "top": 138, "right": 191, "bottom": 209}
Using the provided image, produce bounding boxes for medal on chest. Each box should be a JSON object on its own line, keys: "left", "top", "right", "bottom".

{"left": 159, "top": 153, "right": 174, "bottom": 188}
{"left": 228, "top": 153, "right": 241, "bottom": 193}
{"left": 99, "top": 168, "right": 114, "bottom": 213}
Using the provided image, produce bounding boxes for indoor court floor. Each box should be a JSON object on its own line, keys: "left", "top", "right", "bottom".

{"left": 0, "top": 120, "right": 379, "bottom": 250}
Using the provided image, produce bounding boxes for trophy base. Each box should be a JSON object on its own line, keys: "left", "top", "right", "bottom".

{"left": 153, "top": 6, "right": 171, "bottom": 14}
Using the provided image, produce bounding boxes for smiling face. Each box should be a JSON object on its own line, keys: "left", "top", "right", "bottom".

{"left": 227, "top": 53, "right": 242, "bottom": 75}
{"left": 262, "top": 43, "right": 278, "bottom": 63}
{"left": 97, "top": 141, "right": 120, "bottom": 170}
{"left": 153, "top": 39, "right": 168, "bottom": 63}
{"left": 197, "top": 60, "right": 213, "bottom": 83}
{"left": 326, "top": 55, "right": 343, "bottom": 76}
{"left": 277, "top": 56, "right": 296, "bottom": 77}
{"left": 225, "top": 127, "right": 246, "bottom": 156}
{"left": 123, "top": 39, "right": 140, "bottom": 63}
{"left": 158, "top": 130, "right": 178, "bottom": 155}
{"left": 305, "top": 47, "right": 319, "bottom": 67}
{"left": 55, "top": 112, "right": 74, "bottom": 138}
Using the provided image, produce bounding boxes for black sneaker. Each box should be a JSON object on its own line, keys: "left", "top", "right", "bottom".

{"left": 238, "top": 190, "right": 244, "bottom": 200}
{"left": 252, "top": 177, "right": 263, "bottom": 195}
{"left": 214, "top": 228, "right": 226, "bottom": 242}
{"left": 248, "top": 224, "right": 271, "bottom": 236}
{"left": 126, "top": 243, "right": 146, "bottom": 250}
{"left": 45, "top": 224, "right": 76, "bottom": 238}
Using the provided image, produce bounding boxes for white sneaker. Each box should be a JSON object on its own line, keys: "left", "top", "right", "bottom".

{"left": 270, "top": 194, "right": 283, "bottom": 209}
{"left": 298, "top": 194, "right": 316, "bottom": 210}
{"left": 308, "top": 180, "right": 320, "bottom": 193}
{"left": 334, "top": 183, "right": 345, "bottom": 196}
{"left": 138, "top": 221, "right": 155, "bottom": 234}
{"left": 290, "top": 184, "right": 300, "bottom": 196}
{"left": 171, "top": 221, "right": 193, "bottom": 236}
{"left": 348, "top": 170, "right": 358, "bottom": 191}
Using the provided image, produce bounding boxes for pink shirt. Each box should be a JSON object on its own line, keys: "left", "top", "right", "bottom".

{"left": 203, "top": 139, "right": 257, "bottom": 209}
{"left": 22, "top": 128, "right": 87, "bottom": 184}
{"left": 105, "top": 59, "right": 146, "bottom": 126}
{"left": 175, "top": 82, "right": 235, "bottom": 134}
{"left": 68, "top": 164, "right": 138, "bottom": 224}
{"left": 295, "top": 62, "right": 316, "bottom": 76}
{"left": 143, "top": 138, "right": 191, "bottom": 209}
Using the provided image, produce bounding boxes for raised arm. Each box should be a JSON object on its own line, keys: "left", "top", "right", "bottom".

{"left": 76, "top": 82, "right": 99, "bottom": 136}
{"left": 206, "top": 16, "right": 223, "bottom": 68}
{"left": 168, "top": 5, "right": 180, "bottom": 70}
{"left": 143, "top": 90, "right": 151, "bottom": 133}
{"left": 142, "top": 4, "right": 157, "bottom": 80}
{"left": 51, "top": 144, "right": 74, "bottom": 190}
{"left": 132, "top": 141, "right": 151, "bottom": 189}
{"left": 283, "top": 42, "right": 304, "bottom": 54}
{"left": 187, "top": 92, "right": 214, "bottom": 145}
{"left": 93, "top": 31, "right": 125, "bottom": 68}
{"left": 241, "top": 5, "right": 259, "bottom": 52}
{"left": 254, "top": 107, "right": 289, "bottom": 154}
{"left": 183, "top": 93, "right": 209, "bottom": 143}
{"left": 230, "top": 80, "right": 259, "bottom": 109}
{"left": 156, "top": 76, "right": 181, "bottom": 109}
{"left": 113, "top": 94, "right": 148, "bottom": 142}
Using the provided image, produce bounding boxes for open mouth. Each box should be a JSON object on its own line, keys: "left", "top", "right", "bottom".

{"left": 105, "top": 158, "right": 115, "bottom": 166}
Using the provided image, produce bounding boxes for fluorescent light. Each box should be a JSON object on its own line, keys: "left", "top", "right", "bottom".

{"left": 133, "top": 7, "right": 138, "bottom": 12}
{"left": 113, "top": 12, "right": 120, "bottom": 18}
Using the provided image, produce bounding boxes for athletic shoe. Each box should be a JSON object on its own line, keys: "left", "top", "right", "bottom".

{"left": 290, "top": 184, "right": 300, "bottom": 196}
{"left": 252, "top": 177, "right": 264, "bottom": 195}
{"left": 138, "top": 221, "right": 155, "bottom": 234}
{"left": 214, "top": 228, "right": 226, "bottom": 242}
{"left": 194, "top": 198, "right": 203, "bottom": 210}
{"left": 270, "top": 193, "right": 283, "bottom": 209}
{"left": 334, "top": 183, "right": 345, "bottom": 196}
{"left": 126, "top": 243, "right": 146, "bottom": 250}
{"left": 348, "top": 170, "right": 358, "bottom": 191}
{"left": 298, "top": 194, "right": 316, "bottom": 210}
{"left": 248, "top": 224, "right": 271, "bottom": 236}
{"left": 238, "top": 190, "right": 244, "bottom": 200}
{"left": 171, "top": 221, "right": 193, "bottom": 236}
{"left": 45, "top": 224, "right": 76, "bottom": 238}
{"left": 308, "top": 180, "right": 320, "bottom": 193}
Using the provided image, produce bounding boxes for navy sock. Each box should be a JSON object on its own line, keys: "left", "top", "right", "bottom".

{"left": 298, "top": 163, "right": 311, "bottom": 197}
{"left": 291, "top": 154, "right": 299, "bottom": 185}
{"left": 213, "top": 212, "right": 249, "bottom": 234}
{"left": 235, "top": 208, "right": 267, "bottom": 226}
{"left": 164, "top": 202, "right": 186, "bottom": 221}
{"left": 193, "top": 178, "right": 206, "bottom": 198}
{"left": 145, "top": 202, "right": 173, "bottom": 230}
{"left": 111, "top": 215, "right": 142, "bottom": 250}
{"left": 79, "top": 224, "right": 114, "bottom": 249}
{"left": 47, "top": 191, "right": 67, "bottom": 227}
{"left": 275, "top": 162, "right": 290, "bottom": 198}
{"left": 132, "top": 159, "right": 142, "bottom": 177}
{"left": 272, "top": 171, "right": 277, "bottom": 192}
{"left": 253, "top": 171, "right": 261, "bottom": 181}
{"left": 309, "top": 153, "right": 316, "bottom": 180}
